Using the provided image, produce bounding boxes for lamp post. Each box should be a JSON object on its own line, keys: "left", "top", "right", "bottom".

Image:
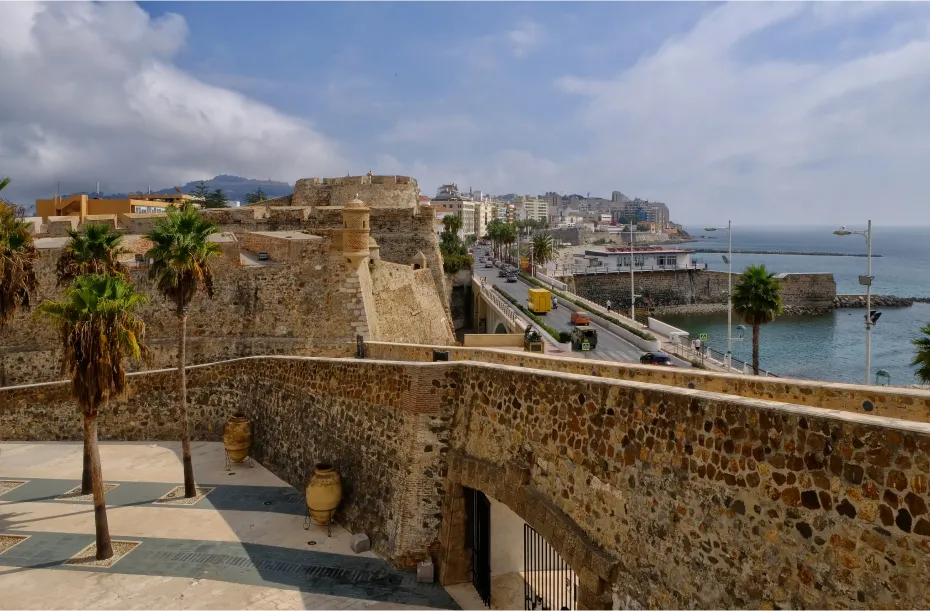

{"left": 834, "top": 220, "right": 875, "bottom": 385}
{"left": 630, "top": 221, "right": 635, "bottom": 321}
{"left": 704, "top": 221, "right": 733, "bottom": 370}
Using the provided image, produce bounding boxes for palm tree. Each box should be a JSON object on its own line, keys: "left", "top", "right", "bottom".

{"left": 144, "top": 205, "right": 221, "bottom": 497}
{"left": 56, "top": 223, "right": 130, "bottom": 494}
{"left": 731, "top": 264, "right": 782, "bottom": 375}
{"left": 38, "top": 274, "right": 148, "bottom": 560}
{"left": 0, "top": 198, "right": 39, "bottom": 387}
{"left": 500, "top": 222, "right": 517, "bottom": 264}
{"left": 442, "top": 213, "right": 463, "bottom": 239}
{"left": 912, "top": 324, "right": 930, "bottom": 384}
{"left": 57, "top": 224, "right": 129, "bottom": 287}
{"left": 531, "top": 234, "right": 555, "bottom": 277}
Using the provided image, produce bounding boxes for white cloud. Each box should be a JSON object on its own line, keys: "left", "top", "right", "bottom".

{"left": 507, "top": 19, "right": 546, "bottom": 58}
{"left": 0, "top": 2, "right": 347, "bottom": 204}
{"left": 540, "top": 2, "right": 930, "bottom": 224}
{"left": 381, "top": 115, "right": 480, "bottom": 144}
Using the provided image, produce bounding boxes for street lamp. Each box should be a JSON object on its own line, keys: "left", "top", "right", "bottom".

{"left": 834, "top": 220, "right": 875, "bottom": 385}
{"left": 704, "top": 221, "right": 733, "bottom": 370}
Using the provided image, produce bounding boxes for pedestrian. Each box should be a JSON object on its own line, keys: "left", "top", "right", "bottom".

{"left": 694, "top": 338, "right": 702, "bottom": 353}
{"left": 606, "top": 299, "right": 612, "bottom": 312}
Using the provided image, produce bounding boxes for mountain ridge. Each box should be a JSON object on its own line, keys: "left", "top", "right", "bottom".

{"left": 65, "top": 175, "right": 294, "bottom": 203}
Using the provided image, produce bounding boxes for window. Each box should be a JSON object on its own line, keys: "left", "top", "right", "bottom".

{"left": 634, "top": 255, "right": 645, "bottom": 267}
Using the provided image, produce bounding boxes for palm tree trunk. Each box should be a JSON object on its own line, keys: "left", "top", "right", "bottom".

{"left": 85, "top": 415, "right": 113, "bottom": 560}
{"left": 82, "top": 442, "right": 92, "bottom": 494}
{"left": 752, "top": 323, "right": 760, "bottom": 376}
{"left": 178, "top": 311, "right": 196, "bottom": 498}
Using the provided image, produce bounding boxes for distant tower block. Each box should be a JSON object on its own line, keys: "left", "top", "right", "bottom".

{"left": 342, "top": 196, "right": 371, "bottom": 269}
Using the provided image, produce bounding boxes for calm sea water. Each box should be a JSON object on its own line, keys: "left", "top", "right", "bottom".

{"left": 661, "top": 226, "right": 930, "bottom": 385}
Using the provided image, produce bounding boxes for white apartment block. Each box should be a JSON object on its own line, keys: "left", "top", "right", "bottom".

{"left": 514, "top": 195, "right": 548, "bottom": 223}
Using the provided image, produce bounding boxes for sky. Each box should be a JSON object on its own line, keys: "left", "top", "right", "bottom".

{"left": 1, "top": 1, "right": 929, "bottom": 225}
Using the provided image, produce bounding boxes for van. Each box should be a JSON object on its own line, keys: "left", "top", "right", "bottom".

{"left": 526, "top": 288, "right": 552, "bottom": 314}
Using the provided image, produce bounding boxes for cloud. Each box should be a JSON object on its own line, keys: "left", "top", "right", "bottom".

{"left": 381, "top": 115, "right": 479, "bottom": 144}
{"left": 542, "top": 2, "right": 930, "bottom": 224}
{"left": 507, "top": 19, "right": 546, "bottom": 58}
{"left": 0, "top": 2, "right": 348, "bottom": 205}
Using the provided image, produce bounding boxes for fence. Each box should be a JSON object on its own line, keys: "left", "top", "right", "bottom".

{"left": 666, "top": 341, "right": 779, "bottom": 377}
{"left": 568, "top": 262, "right": 706, "bottom": 275}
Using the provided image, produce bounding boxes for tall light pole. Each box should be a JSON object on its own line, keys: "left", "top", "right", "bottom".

{"left": 705, "top": 221, "right": 733, "bottom": 369}
{"left": 630, "top": 220, "right": 635, "bottom": 321}
{"left": 834, "top": 221, "right": 875, "bottom": 385}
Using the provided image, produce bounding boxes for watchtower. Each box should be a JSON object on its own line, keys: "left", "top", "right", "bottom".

{"left": 342, "top": 195, "right": 371, "bottom": 269}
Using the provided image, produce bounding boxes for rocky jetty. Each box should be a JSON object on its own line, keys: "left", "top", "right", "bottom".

{"left": 690, "top": 248, "right": 880, "bottom": 257}
{"left": 834, "top": 295, "right": 926, "bottom": 308}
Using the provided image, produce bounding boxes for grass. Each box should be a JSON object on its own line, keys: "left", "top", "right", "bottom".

{"left": 493, "top": 286, "right": 569, "bottom": 343}
{"left": 520, "top": 273, "right": 657, "bottom": 341}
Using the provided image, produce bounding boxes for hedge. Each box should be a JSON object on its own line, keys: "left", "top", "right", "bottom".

{"left": 492, "top": 286, "right": 568, "bottom": 344}
{"left": 520, "top": 273, "right": 657, "bottom": 341}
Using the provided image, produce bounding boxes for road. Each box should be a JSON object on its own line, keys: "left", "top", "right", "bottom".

{"left": 472, "top": 254, "right": 674, "bottom": 364}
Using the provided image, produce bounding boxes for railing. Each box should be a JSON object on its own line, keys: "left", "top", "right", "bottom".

{"left": 666, "top": 341, "right": 779, "bottom": 377}
{"left": 569, "top": 263, "right": 706, "bottom": 275}
{"left": 473, "top": 275, "right": 519, "bottom": 329}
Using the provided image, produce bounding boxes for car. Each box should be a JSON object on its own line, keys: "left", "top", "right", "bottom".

{"left": 571, "top": 326, "right": 598, "bottom": 351}
{"left": 570, "top": 311, "right": 591, "bottom": 325}
{"left": 640, "top": 352, "right": 675, "bottom": 366}
{"left": 498, "top": 269, "right": 508, "bottom": 277}
{"left": 506, "top": 273, "right": 518, "bottom": 283}
{"left": 484, "top": 261, "right": 493, "bottom": 268}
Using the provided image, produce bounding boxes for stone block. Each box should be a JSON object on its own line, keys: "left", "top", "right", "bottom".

{"left": 350, "top": 533, "right": 371, "bottom": 554}
{"left": 417, "top": 559, "right": 435, "bottom": 583}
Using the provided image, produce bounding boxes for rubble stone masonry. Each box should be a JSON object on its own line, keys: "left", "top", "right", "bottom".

{"left": 4, "top": 355, "right": 930, "bottom": 609}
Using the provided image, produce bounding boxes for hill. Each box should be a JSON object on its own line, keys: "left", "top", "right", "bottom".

{"left": 67, "top": 175, "right": 294, "bottom": 204}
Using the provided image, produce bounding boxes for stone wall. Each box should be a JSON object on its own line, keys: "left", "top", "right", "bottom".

{"left": 5, "top": 354, "right": 930, "bottom": 608}
{"left": 292, "top": 175, "right": 419, "bottom": 209}
{"left": 572, "top": 270, "right": 837, "bottom": 313}
{"left": 362, "top": 342, "right": 930, "bottom": 425}
{"left": 371, "top": 262, "right": 454, "bottom": 344}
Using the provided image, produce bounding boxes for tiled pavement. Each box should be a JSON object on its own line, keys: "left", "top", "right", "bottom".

{"left": 0, "top": 442, "right": 462, "bottom": 610}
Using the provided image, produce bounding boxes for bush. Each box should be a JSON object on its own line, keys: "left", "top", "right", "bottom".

{"left": 442, "top": 252, "right": 473, "bottom": 274}
{"left": 520, "top": 273, "right": 657, "bottom": 341}
{"left": 493, "top": 286, "right": 567, "bottom": 343}
{"left": 559, "top": 331, "right": 572, "bottom": 343}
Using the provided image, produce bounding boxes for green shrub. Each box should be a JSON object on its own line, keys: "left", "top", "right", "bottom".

{"left": 442, "top": 253, "right": 473, "bottom": 274}
{"left": 520, "top": 273, "right": 656, "bottom": 341}
{"left": 559, "top": 331, "right": 572, "bottom": 343}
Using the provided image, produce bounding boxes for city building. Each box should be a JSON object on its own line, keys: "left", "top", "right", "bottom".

{"left": 35, "top": 192, "right": 196, "bottom": 220}
{"left": 541, "top": 191, "right": 561, "bottom": 223}
{"left": 513, "top": 195, "right": 548, "bottom": 223}
{"left": 432, "top": 183, "right": 475, "bottom": 238}
{"left": 571, "top": 245, "right": 699, "bottom": 274}
{"left": 610, "top": 199, "right": 670, "bottom": 231}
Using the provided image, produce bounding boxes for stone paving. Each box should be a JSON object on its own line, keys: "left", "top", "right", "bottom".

{"left": 0, "top": 442, "right": 460, "bottom": 610}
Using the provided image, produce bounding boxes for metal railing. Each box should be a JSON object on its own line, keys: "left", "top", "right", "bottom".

{"left": 473, "top": 275, "right": 519, "bottom": 328}
{"left": 568, "top": 262, "right": 706, "bottom": 275}
{"left": 666, "top": 341, "right": 779, "bottom": 377}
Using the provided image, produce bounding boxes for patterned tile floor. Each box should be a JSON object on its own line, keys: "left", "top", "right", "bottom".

{"left": 0, "top": 442, "right": 461, "bottom": 610}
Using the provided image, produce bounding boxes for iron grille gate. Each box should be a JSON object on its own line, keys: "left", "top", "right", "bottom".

{"left": 469, "top": 489, "right": 491, "bottom": 607}
{"left": 524, "top": 523, "right": 577, "bottom": 610}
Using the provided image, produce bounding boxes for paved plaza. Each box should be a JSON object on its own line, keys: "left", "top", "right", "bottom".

{"left": 0, "top": 442, "right": 466, "bottom": 610}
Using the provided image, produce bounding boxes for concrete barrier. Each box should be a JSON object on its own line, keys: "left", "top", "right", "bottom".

{"left": 647, "top": 316, "right": 688, "bottom": 338}
{"left": 533, "top": 269, "right": 568, "bottom": 291}
{"left": 586, "top": 311, "right": 662, "bottom": 352}
{"left": 463, "top": 334, "right": 523, "bottom": 348}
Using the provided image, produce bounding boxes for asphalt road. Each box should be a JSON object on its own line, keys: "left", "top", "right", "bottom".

{"left": 473, "top": 252, "right": 653, "bottom": 363}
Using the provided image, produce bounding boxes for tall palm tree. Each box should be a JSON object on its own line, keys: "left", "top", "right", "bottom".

{"left": 531, "top": 234, "right": 555, "bottom": 277}
{"left": 731, "top": 264, "right": 782, "bottom": 375}
{"left": 144, "top": 205, "right": 221, "bottom": 498}
{"left": 500, "top": 222, "right": 517, "bottom": 264}
{"left": 57, "top": 224, "right": 129, "bottom": 287}
{"left": 56, "top": 223, "right": 130, "bottom": 494}
{"left": 38, "top": 274, "right": 148, "bottom": 560}
{"left": 0, "top": 198, "right": 38, "bottom": 387}
{"left": 912, "top": 323, "right": 930, "bottom": 384}
{"left": 442, "top": 213, "right": 463, "bottom": 239}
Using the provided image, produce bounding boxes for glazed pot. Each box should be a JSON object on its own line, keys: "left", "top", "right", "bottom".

{"left": 306, "top": 462, "right": 342, "bottom": 525}
{"left": 223, "top": 413, "right": 252, "bottom": 463}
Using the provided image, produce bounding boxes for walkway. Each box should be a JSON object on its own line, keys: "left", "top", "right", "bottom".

{"left": 0, "top": 442, "right": 459, "bottom": 610}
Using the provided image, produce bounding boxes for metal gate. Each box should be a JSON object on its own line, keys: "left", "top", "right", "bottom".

{"left": 469, "top": 489, "right": 491, "bottom": 607}
{"left": 524, "top": 523, "right": 577, "bottom": 610}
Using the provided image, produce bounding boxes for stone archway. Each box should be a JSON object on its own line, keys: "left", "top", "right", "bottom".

{"left": 493, "top": 322, "right": 508, "bottom": 334}
{"left": 437, "top": 452, "right": 615, "bottom": 610}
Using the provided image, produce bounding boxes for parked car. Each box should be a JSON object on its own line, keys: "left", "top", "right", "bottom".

{"left": 640, "top": 352, "right": 674, "bottom": 366}
{"left": 571, "top": 326, "right": 598, "bottom": 351}
{"left": 570, "top": 311, "right": 591, "bottom": 325}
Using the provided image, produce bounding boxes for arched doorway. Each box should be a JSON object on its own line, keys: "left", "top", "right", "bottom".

{"left": 493, "top": 322, "right": 509, "bottom": 334}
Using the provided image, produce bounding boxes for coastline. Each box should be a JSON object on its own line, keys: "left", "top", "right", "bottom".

{"left": 651, "top": 294, "right": 930, "bottom": 317}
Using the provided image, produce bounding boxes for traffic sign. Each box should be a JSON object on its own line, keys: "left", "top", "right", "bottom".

{"left": 699, "top": 333, "right": 708, "bottom": 342}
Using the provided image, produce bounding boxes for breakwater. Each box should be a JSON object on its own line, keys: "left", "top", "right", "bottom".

{"left": 689, "top": 248, "right": 881, "bottom": 257}
{"left": 835, "top": 294, "right": 930, "bottom": 308}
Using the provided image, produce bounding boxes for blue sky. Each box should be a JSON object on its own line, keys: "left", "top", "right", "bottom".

{"left": 2, "top": 2, "right": 930, "bottom": 224}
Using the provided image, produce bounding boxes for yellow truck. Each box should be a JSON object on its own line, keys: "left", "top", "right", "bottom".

{"left": 526, "top": 288, "right": 552, "bottom": 314}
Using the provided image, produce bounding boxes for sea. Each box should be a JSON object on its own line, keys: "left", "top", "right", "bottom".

{"left": 659, "top": 226, "right": 930, "bottom": 386}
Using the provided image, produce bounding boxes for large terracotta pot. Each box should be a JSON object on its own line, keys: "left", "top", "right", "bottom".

{"left": 223, "top": 414, "right": 252, "bottom": 463}
{"left": 306, "top": 462, "right": 342, "bottom": 525}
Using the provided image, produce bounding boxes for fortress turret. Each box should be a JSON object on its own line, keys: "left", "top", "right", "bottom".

{"left": 342, "top": 195, "right": 371, "bottom": 269}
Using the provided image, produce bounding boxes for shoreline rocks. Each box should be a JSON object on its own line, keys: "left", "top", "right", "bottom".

{"left": 834, "top": 295, "right": 923, "bottom": 308}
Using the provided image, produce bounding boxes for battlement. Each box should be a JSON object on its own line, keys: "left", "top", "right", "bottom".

{"left": 300, "top": 175, "right": 417, "bottom": 187}
{"left": 293, "top": 175, "right": 420, "bottom": 208}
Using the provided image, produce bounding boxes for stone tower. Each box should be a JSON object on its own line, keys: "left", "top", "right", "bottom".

{"left": 342, "top": 195, "right": 371, "bottom": 269}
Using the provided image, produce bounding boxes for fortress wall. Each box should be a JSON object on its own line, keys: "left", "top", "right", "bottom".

{"left": 573, "top": 270, "right": 837, "bottom": 312}
{"left": 292, "top": 175, "right": 419, "bottom": 208}
{"left": 362, "top": 342, "right": 930, "bottom": 423}
{"left": 370, "top": 263, "right": 454, "bottom": 345}
{"left": 4, "top": 355, "right": 930, "bottom": 607}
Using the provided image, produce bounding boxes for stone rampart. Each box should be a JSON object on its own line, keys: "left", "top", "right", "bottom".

{"left": 572, "top": 270, "right": 837, "bottom": 313}
{"left": 4, "top": 354, "right": 930, "bottom": 608}
{"left": 292, "top": 175, "right": 419, "bottom": 209}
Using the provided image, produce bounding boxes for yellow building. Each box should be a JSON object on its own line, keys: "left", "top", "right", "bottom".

{"left": 35, "top": 193, "right": 196, "bottom": 220}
